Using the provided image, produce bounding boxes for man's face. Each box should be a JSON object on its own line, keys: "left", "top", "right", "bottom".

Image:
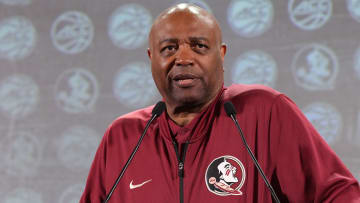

{"left": 148, "top": 9, "right": 226, "bottom": 107}
{"left": 218, "top": 160, "right": 238, "bottom": 184}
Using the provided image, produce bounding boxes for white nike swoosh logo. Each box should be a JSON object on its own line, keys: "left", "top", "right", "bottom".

{"left": 129, "top": 179, "right": 152, "bottom": 189}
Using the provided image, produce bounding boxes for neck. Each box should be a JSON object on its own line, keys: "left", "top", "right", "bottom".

{"left": 166, "top": 97, "right": 214, "bottom": 127}
{"left": 165, "top": 86, "right": 224, "bottom": 126}
{"left": 168, "top": 112, "right": 198, "bottom": 127}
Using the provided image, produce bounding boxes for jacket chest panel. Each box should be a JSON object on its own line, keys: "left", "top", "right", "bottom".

{"left": 119, "top": 137, "right": 252, "bottom": 202}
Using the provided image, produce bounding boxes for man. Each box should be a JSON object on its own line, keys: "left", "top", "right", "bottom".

{"left": 80, "top": 3, "right": 360, "bottom": 202}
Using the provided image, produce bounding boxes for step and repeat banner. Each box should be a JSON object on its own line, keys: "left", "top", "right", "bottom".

{"left": 1, "top": 0, "right": 360, "bottom": 202}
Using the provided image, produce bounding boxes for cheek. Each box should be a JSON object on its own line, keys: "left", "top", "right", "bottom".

{"left": 205, "top": 53, "right": 223, "bottom": 70}
{"left": 206, "top": 60, "right": 224, "bottom": 82}
{"left": 151, "top": 64, "right": 169, "bottom": 88}
{"left": 214, "top": 57, "right": 224, "bottom": 78}
{"left": 153, "top": 57, "right": 169, "bottom": 72}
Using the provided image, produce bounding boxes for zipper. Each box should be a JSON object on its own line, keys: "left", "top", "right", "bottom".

{"left": 172, "top": 140, "right": 189, "bottom": 203}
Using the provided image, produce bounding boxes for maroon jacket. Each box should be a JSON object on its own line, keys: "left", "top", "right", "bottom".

{"left": 80, "top": 84, "right": 360, "bottom": 202}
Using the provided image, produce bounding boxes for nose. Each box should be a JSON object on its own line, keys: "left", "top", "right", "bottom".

{"left": 175, "top": 44, "right": 194, "bottom": 67}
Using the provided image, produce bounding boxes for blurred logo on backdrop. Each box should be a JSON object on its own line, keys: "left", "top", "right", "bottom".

{"left": 0, "top": 16, "right": 36, "bottom": 61}
{"left": 347, "top": 0, "right": 360, "bottom": 22}
{"left": 292, "top": 43, "right": 338, "bottom": 91}
{"left": 0, "top": 130, "right": 43, "bottom": 177}
{"left": 174, "top": 0, "right": 212, "bottom": 12}
{"left": 56, "top": 126, "right": 100, "bottom": 172}
{"left": 108, "top": 4, "right": 152, "bottom": 50}
{"left": 288, "top": 0, "right": 332, "bottom": 31}
{"left": 0, "top": 74, "right": 39, "bottom": 119}
{"left": 4, "top": 188, "right": 43, "bottom": 203}
{"left": 303, "top": 102, "right": 342, "bottom": 145}
{"left": 0, "top": 0, "right": 30, "bottom": 6}
{"left": 231, "top": 50, "right": 277, "bottom": 87}
{"left": 227, "top": 0, "right": 273, "bottom": 38}
{"left": 55, "top": 68, "right": 99, "bottom": 114}
{"left": 59, "top": 184, "right": 84, "bottom": 203}
{"left": 354, "top": 46, "right": 360, "bottom": 80}
{"left": 113, "top": 62, "right": 159, "bottom": 109}
{"left": 51, "top": 11, "right": 94, "bottom": 54}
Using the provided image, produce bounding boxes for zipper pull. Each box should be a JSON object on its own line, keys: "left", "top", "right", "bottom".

{"left": 178, "top": 162, "right": 184, "bottom": 177}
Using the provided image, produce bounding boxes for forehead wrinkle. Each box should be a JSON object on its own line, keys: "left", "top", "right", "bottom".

{"left": 160, "top": 36, "right": 209, "bottom": 44}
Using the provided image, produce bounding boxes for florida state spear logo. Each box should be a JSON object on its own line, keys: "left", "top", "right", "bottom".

{"left": 205, "top": 155, "right": 246, "bottom": 196}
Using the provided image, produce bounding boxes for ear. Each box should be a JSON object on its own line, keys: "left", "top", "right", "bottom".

{"left": 147, "top": 48, "right": 152, "bottom": 59}
{"left": 220, "top": 43, "right": 227, "bottom": 72}
{"left": 220, "top": 43, "right": 227, "bottom": 61}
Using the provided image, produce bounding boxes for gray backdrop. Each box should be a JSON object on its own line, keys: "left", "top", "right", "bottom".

{"left": 0, "top": 0, "right": 359, "bottom": 202}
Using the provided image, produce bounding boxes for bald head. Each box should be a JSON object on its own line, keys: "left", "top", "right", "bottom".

{"left": 149, "top": 3, "right": 223, "bottom": 49}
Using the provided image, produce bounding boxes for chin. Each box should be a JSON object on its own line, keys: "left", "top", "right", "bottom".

{"left": 168, "top": 86, "right": 213, "bottom": 107}
{"left": 167, "top": 94, "right": 196, "bottom": 105}
{"left": 178, "top": 96, "right": 201, "bottom": 105}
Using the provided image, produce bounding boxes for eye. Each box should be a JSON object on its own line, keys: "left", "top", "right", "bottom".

{"left": 196, "top": 43, "right": 207, "bottom": 49}
{"left": 192, "top": 43, "right": 209, "bottom": 53}
{"left": 161, "top": 45, "right": 177, "bottom": 53}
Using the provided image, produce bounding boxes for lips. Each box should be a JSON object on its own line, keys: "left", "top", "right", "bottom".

{"left": 172, "top": 73, "right": 198, "bottom": 87}
{"left": 173, "top": 73, "right": 196, "bottom": 81}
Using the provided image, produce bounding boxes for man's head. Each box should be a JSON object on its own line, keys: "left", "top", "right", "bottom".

{"left": 217, "top": 159, "right": 238, "bottom": 184}
{"left": 148, "top": 3, "right": 226, "bottom": 110}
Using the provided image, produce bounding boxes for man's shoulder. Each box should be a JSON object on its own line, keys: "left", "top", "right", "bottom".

{"left": 108, "top": 105, "right": 154, "bottom": 130}
{"left": 223, "top": 84, "right": 283, "bottom": 115}
{"left": 224, "top": 84, "right": 282, "bottom": 99}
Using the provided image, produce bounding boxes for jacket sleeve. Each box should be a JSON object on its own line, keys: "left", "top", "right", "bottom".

{"left": 269, "top": 95, "right": 360, "bottom": 202}
{"left": 80, "top": 128, "right": 109, "bottom": 203}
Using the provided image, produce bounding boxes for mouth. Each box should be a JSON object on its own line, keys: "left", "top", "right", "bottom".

{"left": 172, "top": 74, "right": 199, "bottom": 87}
